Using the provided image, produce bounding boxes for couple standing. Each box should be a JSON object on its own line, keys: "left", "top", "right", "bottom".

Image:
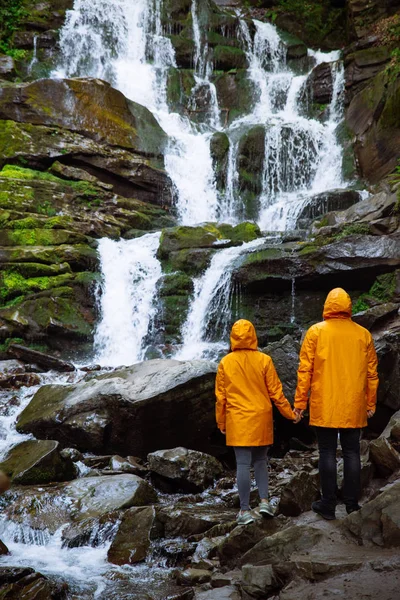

{"left": 215, "top": 288, "right": 379, "bottom": 525}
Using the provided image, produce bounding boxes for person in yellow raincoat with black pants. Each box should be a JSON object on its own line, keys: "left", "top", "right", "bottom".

{"left": 215, "top": 319, "right": 298, "bottom": 525}
{"left": 294, "top": 288, "right": 379, "bottom": 520}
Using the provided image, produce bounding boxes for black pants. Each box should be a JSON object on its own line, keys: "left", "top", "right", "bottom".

{"left": 315, "top": 427, "right": 361, "bottom": 511}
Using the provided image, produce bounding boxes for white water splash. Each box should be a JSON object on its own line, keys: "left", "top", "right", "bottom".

{"left": 176, "top": 238, "right": 266, "bottom": 361}
{"left": 55, "top": 0, "right": 218, "bottom": 225}
{"left": 94, "top": 233, "right": 162, "bottom": 367}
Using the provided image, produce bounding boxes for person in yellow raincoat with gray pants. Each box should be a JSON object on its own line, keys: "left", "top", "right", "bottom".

{"left": 294, "top": 288, "right": 379, "bottom": 520}
{"left": 215, "top": 319, "right": 299, "bottom": 525}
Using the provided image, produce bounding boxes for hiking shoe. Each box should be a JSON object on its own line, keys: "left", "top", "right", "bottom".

{"left": 346, "top": 504, "right": 361, "bottom": 515}
{"left": 312, "top": 500, "right": 336, "bottom": 520}
{"left": 236, "top": 510, "right": 255, "bottom": 525}
{"left": 259, "top": 500, "right": 275, "bottom": 518}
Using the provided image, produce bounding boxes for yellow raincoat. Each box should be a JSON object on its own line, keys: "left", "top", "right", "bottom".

{"left": 215, "top": 319, "right": 295, "bottom": 446}
{"left": 294, "top": 288, "right": 379, "bottom": 428}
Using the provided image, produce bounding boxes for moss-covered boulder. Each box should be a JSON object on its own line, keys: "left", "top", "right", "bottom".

{"left": 210, "top": 132, "right": 229, "bottom": 190}
{"left": 158, "top": 224, "right": 222, "bottom": 259}
{"left": 237, "top": 125, "right": 266, "bottom": 219}
{"left": 212, "top": 46, "right": 248, "bottom": 71}
{"left": 0, "top": 439, "right": 76, "bottom": 484}
{"left": 214, "top": 69, "right": 254, "bottom": 124}
{"left": 0, "top": 78, "right": 168, "bottom": 156}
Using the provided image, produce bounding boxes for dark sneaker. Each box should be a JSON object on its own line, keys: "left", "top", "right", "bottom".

{"left": 312, "top": 500, "right": 336, "bottom": 520}
{"left": 346, "top": 504, "right": 361, "bottom": 515}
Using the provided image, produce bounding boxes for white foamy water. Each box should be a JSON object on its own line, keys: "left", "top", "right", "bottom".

{"left": 55, "top": 0, "right": 219, "bottom": 225}
{"left": 94, "top": 233, "right": 162, "bottom": 367}
{"left": 176, "top": 238, "right": 266, "bottom": 360}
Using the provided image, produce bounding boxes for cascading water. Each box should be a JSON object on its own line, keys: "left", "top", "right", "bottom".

{"left": 94, "top": 233, "right": 162, "bottom": 367}
{"left": 55, "top": 0, "right": 219, "bottom": 225}
{"left": 176, "top": 237, "right": 267, "bottom": 361}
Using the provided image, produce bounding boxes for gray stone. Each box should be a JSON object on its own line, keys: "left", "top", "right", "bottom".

{"left": 66, "top": 474, "right": 158, "bottom": 519}
{"left": 0, "top": 439, "right": 76, "bottom": 485}
{"left": 16, "top": 359, "right": 217, "bottom": 457}
{"left": 217, "top": 519, "right": 282, "bottom": 567}
{"left": 195, "top": 586, "right": 240, "bottom": 600}
{"left": 262, "top": 336, "right": 300, "bottom": 400}
{"left": 177, "top": 568, "right": 212, "bottom": 585}
{"left": 370, "top": 410, "right": 400, "bottom": 476}
{"left": 353, "top": 303, "right": 399, "bottom": 330}
{"left": 343, "top": 479, "right": 400, "bottom": 547}
{"left": 148, "top": 447, "right": 223, "bottom": 492}
{"left": 241, "top": 564, "right": 278, "bottom": 598}
{"left": 108, "top": 506, "right": 161, "bottom": 565}
{"left": 278, "top": 469, "right": 320, "bottom": 516}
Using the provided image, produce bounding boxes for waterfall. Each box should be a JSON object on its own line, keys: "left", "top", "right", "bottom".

{"left": 55, "top": 0, "right": 218, "bottom": 225}
{"left": 176, "top": 238, "right": 266, "bottom": 361}
{"left": 94, "top": 233, "right": 162, "bottom": 367}
{"left": 189, "top": 0, "right": 220, "bottom": 128}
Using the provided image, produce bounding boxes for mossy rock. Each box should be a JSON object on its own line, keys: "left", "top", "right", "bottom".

{"left": 168, "top": 35, "right": 195, "bottom": 68}
{"left": 0, "top": 228, "right": 89, "bottom": 247}
{"left": 213, "top": 70, "right": 254, "bottom": 124}
{"left": 210, "top": 131, "right": 230, "bottom": 190}
{"left": 158, "top": 224, "right": 222, "bottom": 259}
{"left": 218, "top": 222, "right": 261, "bottom": 243}
{"left": 0, "top": 79, "right": 168, "bottom": 156}
{"left": 166, "top": 247, "right": 215, "bottom": 276}
{"left": 1, "top": 243, "right": 98, "bottom": 271}
{"left": 159, "top": 295, "right": 192, "bottom": 345}
{"left": 0, "top": 439, "right": 75, "bottom": 485}
{"left": 0, "top": 269, "right": 75, "bottom": 303}
{"left": 158, "top": 272, "right": 194, "bottom": 297}
{"left": 212, "top": 46, "right": 248, "bottom": 71}
{"left": 166, "top": 67, "right": 196, "bottom": 112}
{"left": 0, "top": 291, "right": 95, "bottom": 340}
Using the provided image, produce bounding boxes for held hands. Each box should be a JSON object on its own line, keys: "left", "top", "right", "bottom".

{"left": 367, "top": 410, "right": 375, "bottom": 419}
{"left": 293, "top": 408, "right": 304, "bottom": 424}
{"left": 219, "top": 428, "right": 226, "bottom": 435}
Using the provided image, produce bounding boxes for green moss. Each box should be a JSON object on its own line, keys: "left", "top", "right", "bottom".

{"left": 242, "top": 247, "right": 283, "bottom": 265}
{"left": 0, "top": 270, "right": 74, "bottom": 303}
{"left": 352, "top": 271, "right": 397, "bottom": 314}
{"left": 334, "top": 223, "right": 370, "bottom": 240}
{"left": 213, "top": 45, "right": 248, "bottom": 70}
{"left": 218, "top": 222, "right": 261, "bottom": 243}
{"left": 158, "top": 272, "right": 193, "bottom": 297}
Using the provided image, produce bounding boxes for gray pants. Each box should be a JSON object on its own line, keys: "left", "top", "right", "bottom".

{"left": 234, "top": 446, "right": 269, "bottom": 511}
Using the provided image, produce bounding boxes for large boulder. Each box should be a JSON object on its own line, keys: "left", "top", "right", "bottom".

{"left": 369, "top": 410, "right": 400, "bottom": 475}
{"left": 343, "top": 479, "right": 400, "bottom": 547}
{"left": 148, "top": 447, "right": 223, "bottom": 492}
{"left": 0, "top": 439, "right": 76, "bottom": 485}
{"left": 16, "top": 359, "right": 218, "bottom": 456}
{"left": 278, "top": 469, "right": 320, "bottom": 517}
{"left": 346, "top": 71, "right": 400, "bottom": 183}
{"left": 262, "top": 335, "right": 300, "bottom": 400}
{"left": 0, "top": 567, "right": 68, "bottom": 599}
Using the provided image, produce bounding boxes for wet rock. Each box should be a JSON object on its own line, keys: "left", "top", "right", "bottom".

{"left": 108, "top": 506, "right": 161, "bottom": 565}
{"left": 239, "top": 524, "right": 326, "bottom": 567}
{"left": 66, "top": 474, "right": 158, "bottom": 519}
{"left": 0, "top": 372, "right": 41, "bottom": 390}
{"left": 0, "top": 540, "right": 8, "bottom": 555}
{"left": 60, "top": 448, "right": 83, "bottom": 462}
{"left": 374, "top": 326, "right": 400, "bottom": 413}
{"left": 148, "top": 447, "right": 223, "bottom": 493}
{"left": 177, "top": 568, "right": 212, "bottom": 585}
{"left": 305, "top": 62, "right": 333, "bottom": 105}
{"left": 353, "top": 303, "right": 400, "bottom": 331}
{"left": 346, "top": 71, "right": 400, "bottom": 183}
{"left": 262, "top": 335, "right": 300, "bottom": 400}
{"left": 0, "top": 439, "right": 76, "bottom": 485}
{"left": 0, "top": 567, "right": 69, "bottom": 599}
{"left": 0, "top": 360, "right": 25, "bottom": 375}
{"left": 345, "top": 45, "right": 391, "bottom": 100}
{"left": 211, "top": 570, "right": 241, "bottom": 588}
{"left": 297, "top": 189, "right": 361, "bottom": 227}
{"left": 8, "top": 344, "right": 75, "bottom": 372}
{"left": 158, "top": 504, "right": 235, "bottom": 538}
{"left": 16, "top": 359, "right": 217, "bottom": 457}
{"left": 61, "top": 511, "right": 119, "bottom": 548}
{"left": 110, "top": 455, "right": 148, "bottom": 476}
{"left": 195, "top": 585, "right": 240, "bottom": 600}
{"left": 343, "top": 479, "right": 400, "bottom": 547}
{"left": 241, "top": 564, "right": 278, "bottom": 598}
{"left": 278, "top": 470, "right": 320, "bottom": 517}
{"left": 313, "top": 190, "right": 397, "bottom": 230}
{"left": 217, "top": 519, "right": 283, "bottom": 567}
{"left": 370, "top": 410, "right": 400, "bottom": 476}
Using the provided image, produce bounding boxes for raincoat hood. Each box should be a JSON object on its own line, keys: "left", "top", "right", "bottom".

{"left": 230, "top": 319, "right": 258, "bottom": 351}
{"left": 323, "top": 288, "right": 352, "bottom": 319}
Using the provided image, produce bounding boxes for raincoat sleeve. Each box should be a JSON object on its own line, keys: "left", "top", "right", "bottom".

{"left": 294, "top": 325, "right": 319, "bottom": 411}
{"left": 366, "top": 335, "right": 379, "bottom": 412}
{"left": 265, "top": 358, "right": 295, "bottom": 420}
{"left": 215, "top": 361, "right": 227, "bottom": 431}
